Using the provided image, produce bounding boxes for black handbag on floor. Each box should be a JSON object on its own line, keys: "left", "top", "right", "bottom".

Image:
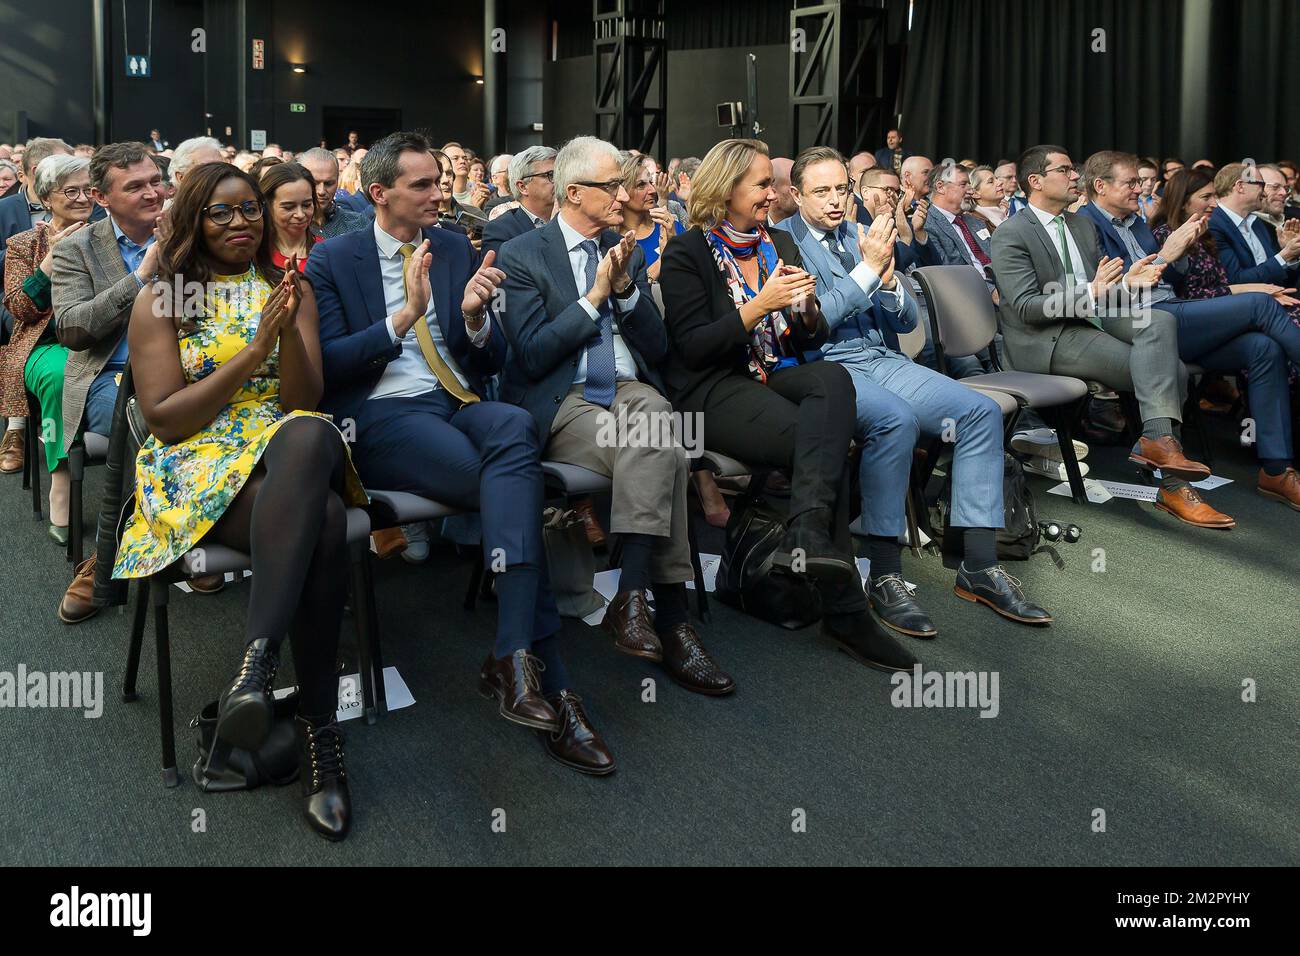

{"left": 191, "top": 691, "right": 302, "bottom": 792}
{"left": 715, "top": 498, "right": 822, "bottom": 630}
{"left": 930, "top": 453, "right": 1040, "bottom": 565}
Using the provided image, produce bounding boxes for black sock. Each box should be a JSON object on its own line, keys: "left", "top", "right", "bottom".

{"left": 1260, "top": 459, "right": 1290, "bottom": 477}
{"left": 867, "top": 535, "right": 901, "bottom": 579}
{"left": 962, "top": 527, "right": 998, "bottom": 571}
{"left": 652, "top": 581, "right": 689, "bottom": 633}
{"left": 618, "top": 533, "right": 654, "bottom": 593}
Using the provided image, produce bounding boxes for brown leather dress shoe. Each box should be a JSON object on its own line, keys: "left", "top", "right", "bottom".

{"left": 541, "top": 690, "right": 615, "bottom": 775}
{"left": 0, "top": 428, "right": 23, "bottom": 474}
{"left": 572, "top": 498, "right": 606, "bottom": 548}
{"left": 602, "top": 589, "right": 662, "bottom": 661}
{"left": 370, "top": 526, "right": 408, "bottom": 560}
{"left": 1154, "top": 484, "right": 1236, "bottom": 528}
{"left": 188, "top": 573, "right": 226, "bottom": 594}
{"left": 478, "top": 650, "right": 560, "bottom": 731}
{"left": 59, "top": 554, "right": 100, "bottom": 624}
{"left": 659, "top": 623, "right": 736, "bottom": 695}
{"left": 1129, "top": 436, "right": 1211, "bottom": 481}
{"left": 1258, "top": 467, "right": 1300, "bottom": 511}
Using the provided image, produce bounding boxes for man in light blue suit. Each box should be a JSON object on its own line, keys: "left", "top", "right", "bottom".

{"left": 775, "top": 148, "right": 1051, "bottom": 636}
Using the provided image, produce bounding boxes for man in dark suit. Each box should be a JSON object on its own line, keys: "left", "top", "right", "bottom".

{"left": 923, "top": 161, "right": 996, "bottom": 294}
{"left": 1208, "top": 162, "right": 1300, "bottom": 285}
{"left": 496, "top": 135, "right": 733, "bottom": 697}
{"left": 1079, "top": 150, "right": 1300, "bottom": 511}
{"left": 479, "top": 145, "right": 556, "bottom": 258}
{"left": 308, "top": 132, "right": 614, "bottom": 774}
{"left": 874, "top": 129, "right": 912, "bottom": 175}
{"left": 990, "top": 145, "right": 1234, "bottom": 529}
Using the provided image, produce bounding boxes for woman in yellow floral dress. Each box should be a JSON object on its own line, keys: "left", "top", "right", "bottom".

{"left": 115, "top": 162, "right": 364, "bottom": 841}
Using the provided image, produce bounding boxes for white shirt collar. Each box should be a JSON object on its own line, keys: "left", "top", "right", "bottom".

{"left": 373, "top": 220, "right": 417, "bottom": 260}
{"left": 557, "top": 211, "right": 601, "bottom": 253}
{"left": 800, "top": 213, "right": 834, "bottom": 242}
{"left": 1029, "top": 203, "right": 1066, "bottom": 228}
{"left": 1219, "top": 205, "right": 1255, "bottom": 231}
{"left": 935, "top": 204, "right": 959, "bottom": 224}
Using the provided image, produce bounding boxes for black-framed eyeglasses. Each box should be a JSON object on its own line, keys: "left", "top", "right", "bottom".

{"left": 574, "top": 178, "right": 624, "bottom": 196}
{"left": 1239, "top": 180, "right": 1266, "bottom": 188}
{"left": 520, "top": 170, "right": 554, "bottom": 183}
{"left": 203, "top": 200, "right": 264, "bottom": 225}
{"left": 59, "top": 186, "right": 93, "bottom": 201}
{"left": 868, "top": 185, "right": 903, "bottom": 201}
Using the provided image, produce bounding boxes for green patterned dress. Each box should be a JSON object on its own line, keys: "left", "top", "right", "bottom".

{"left": 113, "top": 267, "right": 366, "bottom": 579}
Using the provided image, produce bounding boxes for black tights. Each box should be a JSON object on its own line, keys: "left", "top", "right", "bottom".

{"left": 207, "top": 417, "right": 348, "bottom": 717}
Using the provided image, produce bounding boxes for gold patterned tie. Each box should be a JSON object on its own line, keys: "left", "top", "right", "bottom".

{"left": 399, "top": 242, "right": 479, "bottom": 405}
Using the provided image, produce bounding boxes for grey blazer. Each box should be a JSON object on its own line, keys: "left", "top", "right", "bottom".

{"left": 924, "top": 206, "right": 993, "bottom": 270}
{"left": 51, "top": 216, "right": 142, "bottom": 449}
{"left": 990, "top": 206, "right": 1133, "bottom": 372}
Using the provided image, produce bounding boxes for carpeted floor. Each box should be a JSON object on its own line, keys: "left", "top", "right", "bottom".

{"left": 1, "top": 419, "right": 1297, "bottom": 866}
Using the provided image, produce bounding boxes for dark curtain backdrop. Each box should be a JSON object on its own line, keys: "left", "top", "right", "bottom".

{"left": 1218, "top": 0, "right": 1300, "bottom": 162}
{"left": 900, "top": 0, "right": 1187, "bottom": 164}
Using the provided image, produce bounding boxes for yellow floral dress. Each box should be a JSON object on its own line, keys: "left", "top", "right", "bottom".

{"left": 113, "top": 267, "right": 367, "bottom": 579}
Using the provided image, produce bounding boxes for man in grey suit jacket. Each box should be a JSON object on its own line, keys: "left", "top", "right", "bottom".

{"left": 496, "top": 135, "right": 733, "bottom": 696}
{"left": 991, "top": 145, "right": 1232, "bottom": 529}
{"left": 777, "top": 147, "right": 1051, "bottom": 631}
{"left": 924, "top": 161, "right": 995, "bottom": 290}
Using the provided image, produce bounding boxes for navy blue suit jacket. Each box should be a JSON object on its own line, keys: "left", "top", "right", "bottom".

{"left": 1078, "top": 202, "right": 1189, "bottom": 298}
{"left": 495, "top": 217, "right": 667, "bottom": 436}
{"left": 481, "top": 206, "right": 540, "bottom": 259}
{"left": 1207, "top": 205, "right": 1294, "bottom": 285}
{"left": 306, "top": 224, "right": 506, "bottom": 425}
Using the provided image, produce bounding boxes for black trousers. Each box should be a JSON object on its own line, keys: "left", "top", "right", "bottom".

{"left": 701, "top": 360, "right": 865, "bottom": 613}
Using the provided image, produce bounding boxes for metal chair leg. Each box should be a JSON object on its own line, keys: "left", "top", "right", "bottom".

{"left": 1050, "top": 402, "right": 1089, "bottom": 504}
{"left": 361, "top": 549, "right": 387, "bottom": 716}
{"left": 463, "top": 546, "right": 484, "bottom": 610}
{"left": 67, "top": 439, "right": 85, "bottom": 564}
{"left": 122, "top": 577, "right": 149, "bottom": 703}
{"left": 25, "top": 392, "right": 41, "bottom": 517}
{"left": 150, "top": 578, "right": 179, "bottom": 788}
{"left": 347, "top": 541, "right": 376, "bottom": 724}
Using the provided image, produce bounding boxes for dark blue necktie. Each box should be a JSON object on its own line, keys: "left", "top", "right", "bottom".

{"left": 822, "top": 230, "right": 855, "bottom": 273}
{"left": 580, "top": 239, "right": 616, "bottom": 407}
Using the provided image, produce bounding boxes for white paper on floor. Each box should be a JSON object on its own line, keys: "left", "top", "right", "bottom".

{"left": 1046, "top": 478, "right": 1118, "bottom": 503}
{"left": 173, "top": 569, "right": 252, "bottom": 592}
{"left": 274, "top": 667, "right": 415, "bottom": 723}
{"left": 684, "top": 553, "right": 720, "bottom": 591}
{"left": 1153, "top": 469, "right": 1234, "bottom": 490}
{"left": 856, "top": 556, "right": 916, "bottom": 592}
{"left": 586, "top": 569, "right": 658, "bottom": 626}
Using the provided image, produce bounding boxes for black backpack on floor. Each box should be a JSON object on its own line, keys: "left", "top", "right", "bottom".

{"left": 930, "top": 453, "right": 1040, "bottom": 565}
{"left": 715, "top": 498, "right": 823, "bottom": 630}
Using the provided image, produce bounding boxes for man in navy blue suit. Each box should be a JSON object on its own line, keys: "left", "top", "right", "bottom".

{"left": 1080, "top": 151, "right": 1300, "bottom": 509}
{"left": 308, "top": 132, "right": 615, "bottom": 774}
{"left": 776, "top": 147, "right": 1051, "bottom": 632}
{"left": 479, "top": 145, "right": 555, "bottom": 258}
{"left": 1208, "top": 161, "right": 1300, "bottom": 285}
{"left": 496, "top": 135, "right": 733, "bottom": 698}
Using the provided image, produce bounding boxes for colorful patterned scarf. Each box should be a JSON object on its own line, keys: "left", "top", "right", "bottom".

{"left": 706, "top": 220, "right": 790, "bottom": 382}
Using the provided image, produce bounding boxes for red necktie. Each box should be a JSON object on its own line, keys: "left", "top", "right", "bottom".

{"left": 953, "top": 214, "right": 992, "bottom": 267}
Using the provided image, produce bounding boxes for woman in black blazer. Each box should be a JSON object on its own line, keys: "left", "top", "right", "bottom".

{"left": 658, "top": 139, "right": 915, "bottom": 673}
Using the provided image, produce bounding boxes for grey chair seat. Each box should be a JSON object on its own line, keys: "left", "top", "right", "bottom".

{"left": 366, "top": 489, "right": 464, "bottom": 524}
{"left": 961, "top": 371, "right": 1088, "bottom": 406}
{"left": 697, "top": 449, "right": 751, "bottom": 478}
{"left": 84, "top": 432, "right": 110, "bottom": 460}
{"left": 963, "top": 385, "right": 1020, "bottom": 417}
{"left": 541, "top": 460, "right": 612, "bottom": 494}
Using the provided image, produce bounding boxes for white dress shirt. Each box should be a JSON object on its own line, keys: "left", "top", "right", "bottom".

{"left": 1029, "top": 204, "right": 1090, "bottom": 287}
{"left": 556, "top": 213, "right": 640, "bottom": 384}
{"left": 369, "top": 221, "right": 492, "bottom": 401}
{"left": 1219, "top": 205, "right": 1293, "bottom": 267}
{"left": 803, "top": 216, "right": 903, "bottom": 312}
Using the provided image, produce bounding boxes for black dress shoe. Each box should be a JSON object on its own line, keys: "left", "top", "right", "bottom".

{"left": 954, "top": 563, "right": 1053, "bottom": 625}
{"left": 542, "top": 691, "right": 616, "bottom": 776}
{"left": 478, "top": 650, "right": 560, "bottom": 731}
{"left": 295, "top": 715, "right": 351, "bottom": 841}
{"left": 822, "top": 610, "right": 918, "bottom": 673}
{"left": 772, "top": 509, "right": 857, "bottom": 588}
{"left": 216, "top": 638, "right": 279, "bottom": 751}
{"left": 602, "top": 590, "right": 663, "bottom": 661}
{"left": 867, "top": 573, "right": 938, "bottom": 638}
{"left": 659, "top": 623, "right": 736, "bottom": 695}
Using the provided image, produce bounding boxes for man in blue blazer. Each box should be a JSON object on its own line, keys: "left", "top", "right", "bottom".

{"left": 308, "top": 132, "right": 612, "bottom": 772}
{"left": 1207, "top": 162, "right": 1300, "bottom": 285}
{"left": 496, "top": 135, "right": 734, "bottom": 699}
{"left": 777, "top": 147, "right": 1051, "bottom": 632}
{"left": 1080, "top": 150, "right": 1300, "bottom": 509}
{"left": 479, "top": 145, "right": 556, "bottom": 258}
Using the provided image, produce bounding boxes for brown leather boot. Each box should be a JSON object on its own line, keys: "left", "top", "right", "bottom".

{"left": 58, "top": 554, "right": 100, "bottom": 624}
{"left": 572, "top": 498, "right": 606, "bottom": 548}
{"left": 1258, "top": 467, "right": 1300, "bottom": 511}
{"left": 0, "top": 428, "right": 23, "bottom": 474}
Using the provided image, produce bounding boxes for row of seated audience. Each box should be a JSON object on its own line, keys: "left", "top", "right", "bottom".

{"left": 1, "top": 130, "right": 1298, "bottom": 845}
